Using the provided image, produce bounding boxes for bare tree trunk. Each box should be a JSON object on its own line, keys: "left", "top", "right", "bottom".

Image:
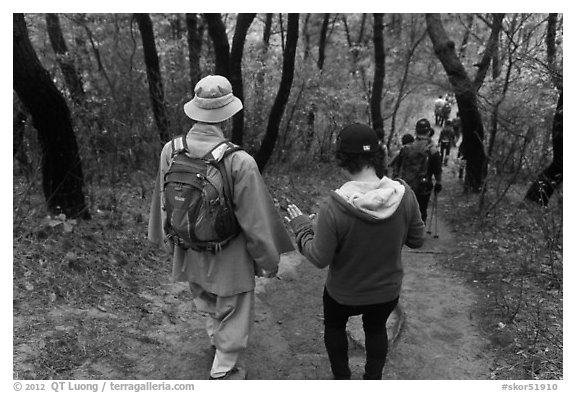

{"left": 279, "top": 14, "right": 285, "bottom": 53}
{"left": 204, "top": 13, "right": 230, "bottom": 77}
{"left": 14, "top": 13, "right": 89, "bottom": 218}
{"left": 263, "top": 13, "right": 273, "bottom": 49}
{"left": 230, "top": 13, "right": 256, "bottom": 146}
{"left": 491, "top": 29, "right": 502, "bottom": 79}
{"left": 487, "top": 51, "right": 513, "bottom": 160}
{"left": 357, "top": 13, "right": 367, "bottom": 46}
{"left": 45, "top": 13, "right": 85, "bottom": 106}
{"left": 259, "top": 14, "right": 273, "bottom": 68}
{"left": 546, "top": 13, "right": 562, "bottom": 90}
{"left": 13, "top": 99, "right": 32, "bottom": 177}
{"left": 525, "top": 13, "right": 563, "bottom": 206}
{"left": 459, "top": 14, "right": 474, "bottom": 59}
{"left": 186, "top": 13, "right": 203, "bottom": 93}
{"left": 426, "top": 13, "right": 503, "bottom": 192}
{"left": 473, "top": 14, "right": 504, "bottom": 90}
{"left": 387, "top": 21, "right": 427, "bottom": 149}
{"left": 524, "top": 92, "right": 562, "bottom": 206}
{"left": 371, "top": 14, "right": 385, "bottom": 135}
{"left": 134, "top": 13, "right": 170, "bottom": 144}
{"left": 390, "top": 14, "right": 403, "bottom": 37}
{"left": 73, "top": 14, "right": 116, "bottom": 101}
{"left": 253, "top": 14, "right": 273, "bottom": 138}
{"left": 303, "top": 14, "right": 311, "bottom": 60}
{"left": 255, "top": 13, "right": 299, "bottom": 172}
{"left": 317, "top": 13, "right": 330, "bottom": 70}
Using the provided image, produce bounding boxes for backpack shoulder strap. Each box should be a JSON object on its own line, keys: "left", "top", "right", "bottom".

{"left": 205, "top": 140, "right": 244, "bottom": 210}
{"left": 170, "top": 135, "right": 188, "bottom": 157}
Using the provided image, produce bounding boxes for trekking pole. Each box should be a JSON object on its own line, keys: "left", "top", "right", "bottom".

{"left": 433, "top": 192, "right": 439, "bottom": 239}
{"left": 426, "top": 201, "right": 433, "bottom": 235}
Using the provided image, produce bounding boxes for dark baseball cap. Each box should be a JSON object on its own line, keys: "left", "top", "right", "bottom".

{"left": 415, "top": 118, "right": 432, "bottom": 135}
{"left": 336, "top": 123, "right": 379, "bottom": 154}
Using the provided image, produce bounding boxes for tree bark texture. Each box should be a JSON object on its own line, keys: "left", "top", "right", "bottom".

{"left": 255, "top": 13, "right": 299, "bottom": 172}
{"left": 186, "top": 13, "right": 203, "bottom": 94}
{"left": 204, "top": 13, "right": 230, "bottom": 77}
{"left": 263, "top": 13, "right": 273, "bottom": 50}
{"left": 279, "top": 14, "right": 285, "bottom": 53}
{"left": 546, "top": 13, "right": 562, "bottom": 90}
{"left": 426, "top": 13, "right": 487, "bottom": 192}
{"left": 45, "top": 13, "right": 85, "bottom": 106}
{"left": 524, "top": 92, "right": 563, "bottom": 204}
{"left": 230, "top": 13, "right": 256, "bottom": 146}
{"left": 459, "top": 14, "right": 474, "bottom": 59}
{"left": 371, "top": 13, "right": 385, "bottom": 136}
{"left": 13, "top": 13, "right": 89, "bottom": 218}
{"left": 302, "top": 14, "right": 311, "bottom": 60}
{"left": 317, "top": 13, "right": 330, "bottom": 70}
{"left": 13, "top": 102, "right": 32, "bottom": 177}
{"left": 135, "top": 13, "right": 170, "bottom": 144}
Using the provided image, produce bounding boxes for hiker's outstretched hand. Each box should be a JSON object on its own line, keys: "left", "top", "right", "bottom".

{"left": 284, "top": 204, "right": 304, "bottom": 223}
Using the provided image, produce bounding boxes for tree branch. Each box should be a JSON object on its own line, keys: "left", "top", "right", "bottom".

{"left": 473, "top": 13, "right": 505, "bottom": 91}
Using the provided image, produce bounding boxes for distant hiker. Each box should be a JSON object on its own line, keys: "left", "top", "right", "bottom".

{"left": 438, "top": 120, "right": 455, "bottom": 166}
{"left": 388, "top": 133, "right": 414, "bottom": 178}
{"left": 148, "top": 75, "right": 294, "bottom": 380}
{"left": 452, "top": 112, "right": 462, "bottom": 142}
{"left": 395, "top": 118, "right": 442, "bottom": 224}
{"left": 284, "top": 123, "right": 424, "bottom": 380}
{"left": 441, "top": 100, "right": 452, "bottom": 126}
{"left": 457, "top": 143, "right": 466, "bottom": 180}
{"left": 401, "top": 133, "right": 415, "bottom": 146}
{"left": 434, "top": 95, "right": 446, "bottom": 126}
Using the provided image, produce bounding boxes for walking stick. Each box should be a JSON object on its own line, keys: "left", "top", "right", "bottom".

{"left": 426, "top": 200, "right": 433, "bottom": 235}
{"left": 433, "top": 191, "right": 439, "bottom": 238}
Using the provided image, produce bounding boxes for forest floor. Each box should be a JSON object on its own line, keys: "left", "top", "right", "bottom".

{"left": 12, "top": 128, "right": 563, "bottom": 382}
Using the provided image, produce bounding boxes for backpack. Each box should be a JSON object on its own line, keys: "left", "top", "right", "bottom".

{"left": 162, "top": 135, "right": 242, "bottom": 252}
{"left": 398, "top": 141, "right": 433, "bottom": 194}
{"left": 439, "top": 126, "right": 454, "bottom": 144}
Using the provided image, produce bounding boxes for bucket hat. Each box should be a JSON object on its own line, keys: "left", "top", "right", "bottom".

{"left": 184, "top": 75, "right": 243, "bottom": 123}
{"left": 336, "top": 123, "right": 380, "bottom": 154}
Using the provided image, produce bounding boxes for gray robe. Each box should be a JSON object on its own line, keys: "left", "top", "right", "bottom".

{"left": 148, "top": 123, "right": 294, "bottom": 296}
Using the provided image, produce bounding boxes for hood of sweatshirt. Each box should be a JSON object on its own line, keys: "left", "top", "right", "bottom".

{"left": 333, "top": 177, "right": 406, "bottom": 221}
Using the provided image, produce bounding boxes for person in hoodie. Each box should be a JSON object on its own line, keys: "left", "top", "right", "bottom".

{"left": 285, "top": 123, "right": 425, "bottom": 380}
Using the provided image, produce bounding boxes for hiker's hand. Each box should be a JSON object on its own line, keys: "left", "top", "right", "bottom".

{"left": 284, "top": 204, "right": 304, "bottom": 223}
{"left": 255, "top": 263, "right": 278, "bottom": 278}
{"left": 434, "top": 183, "right": 442, "bottom": 193}
{"left": 262, "top": 266, "right": 278, "bottom": 279}
{"left": 163, "top": 238, "right": 174, "bottom": 254}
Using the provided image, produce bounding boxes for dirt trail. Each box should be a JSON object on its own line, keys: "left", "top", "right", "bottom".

{"left": 384, "top": 216, "right": 493, "bottom": 379}
{"left": 47, "top": 210, "right": 493, "bottom": 380}
{"left": 247, "top": 210, "right": 494, "bottom": 380}
{"left": 14, "top": 145, "right": 495, "bottom": 380}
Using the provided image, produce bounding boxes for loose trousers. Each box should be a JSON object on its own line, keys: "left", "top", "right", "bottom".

{"left": 190, "top": 283, "right": 254, "bottom": 378}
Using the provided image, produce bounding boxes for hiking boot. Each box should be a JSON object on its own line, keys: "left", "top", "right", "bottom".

{"left": 209, "top": 367, "right": 247, "bottom": 380}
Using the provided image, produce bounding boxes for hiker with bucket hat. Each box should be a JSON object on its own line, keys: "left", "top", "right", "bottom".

{"left": 148, "top": 75, "right": 294, "bottom": 380}
{"left": 285, "top": 123, "right": 424, "bottom": 379}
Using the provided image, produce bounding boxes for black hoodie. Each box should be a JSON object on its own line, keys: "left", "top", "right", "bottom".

{"left": 290, "top": 177, "right": 424, "bottom": 305}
